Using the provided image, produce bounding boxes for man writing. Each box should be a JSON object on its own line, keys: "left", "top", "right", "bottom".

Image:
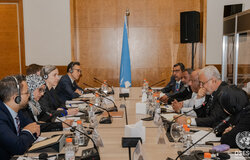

{"left": 0, "top": 75, "right": 40, "bottom": 159}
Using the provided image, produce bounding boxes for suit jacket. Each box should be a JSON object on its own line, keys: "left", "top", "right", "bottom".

{"left": 0, "top": 101, "right": 35, "bottom": 160}
{"left": 21, "top": 105, "right": 63, "bottom": 132}
{"left": 38, "top": 87, "right": 68, "bottom": 122}
{"left": 195, "top": 82, "right": 229, "bottom": 128}
{"left": 55, "top": 74, "right": 83, "bottom": 103}
{"left": 161, "top": 76, "right": 176, "bottom": 94}
{"left": 194, "top": 95, "right": 210, "bottom": 118}
{"left": 161, "top": 76, "right": 184, "bottom": 95}
{"left": 220, "top": 108, "right": 250, "bottom": 149}
{"left": 167, "top": 86, "right": 193, "bottom": 104}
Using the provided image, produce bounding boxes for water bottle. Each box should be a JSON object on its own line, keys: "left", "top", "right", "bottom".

{"left": 142, "top": 79, "right": 147, "bottom": 92}
{"left": 147, "top": 89, "right": 153, "bottom": 103}
{"left": 75, "top": 120, "right": 85, "bottom": 146}
{"left": 142, "top": 83, "right": 147, "bottom": 102}
{"left": 183, "top": 127, "right": 193, "bottom": 155}
{"left": 65, "top": 138, "right": 75, "bottom": 160}
{"left": 145, "top": 81, "right": 149, "bottom": 89}
{"left": 203, "top": 152, "right": 212, "bottom": 160}
{"left": 101, "top": 80, "right": 108, "bottom": 94}
{"left": 88, "top": 104, "right": 98, "bottom": 128}
{"left": 94, "top": 93, "right": 101, "bottom": 106}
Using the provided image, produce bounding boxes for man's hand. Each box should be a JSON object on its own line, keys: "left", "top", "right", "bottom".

{"left": 62, "top": 119, "right": 74, "bottom": 128}
{"left": 75, "top": 89, "right": 83, "bottom": 95}
{"left": 172, "top": 99, "right": 183, "bottom": 113}
{"left": 173, "top": 115, "right": 187, "bottom": 125}
{"left": 23, "top": 122, "right": 40, "bottom": 136}
{"left": 159, "top": 95, "right": 169, "bottom": 103}
{"left": 197, "top": 88, "right": 206, "bottom": 99}
{"left": 67, "top": 108, "right": 79, "bottom": 115}
{"left": 223, "top": 126, "right": 233, "bottom": 134}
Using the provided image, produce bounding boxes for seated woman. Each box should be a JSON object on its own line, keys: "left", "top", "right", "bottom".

{"left": 22, "top": 74, "right": 73, "bottom": 132}
{"left": 39, "top": 65, "right": 78, "bottom": 121}
{"left": 219, "top": 85, "right": 250, "bottom": 149}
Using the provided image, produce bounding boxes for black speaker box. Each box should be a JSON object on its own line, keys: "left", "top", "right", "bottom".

{"left": 180, "top": 11, "right": 200, "bottom": 43}
{"left": 224, "top": 4, "right": 242, "bottom": 17}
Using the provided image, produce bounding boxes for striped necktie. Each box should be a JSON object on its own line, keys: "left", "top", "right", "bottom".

{"left": 15, "top": 116, "right": 20, "bottom": 135}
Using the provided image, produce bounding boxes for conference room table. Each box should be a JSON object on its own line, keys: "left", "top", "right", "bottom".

{"left": 21, "top": 87, "right": 239, "bottom": 160}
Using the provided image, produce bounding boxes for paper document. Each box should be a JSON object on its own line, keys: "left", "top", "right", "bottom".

{"left": 191, "top": 130, "right": 220, "bottom": 145}
{"left": 80, "top": 93, "right": 95, "bottom": 98}
{"left": 160, "top": 113, "right": 179, "bottom": 121}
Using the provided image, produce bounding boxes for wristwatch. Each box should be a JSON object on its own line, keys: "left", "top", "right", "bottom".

{"left": 186, "top": 117, "right": 191, "bottom": 125}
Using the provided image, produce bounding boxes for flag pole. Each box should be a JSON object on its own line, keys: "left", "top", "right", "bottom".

{"left": 126, "top": 9, "right": 130, "bottom": 38}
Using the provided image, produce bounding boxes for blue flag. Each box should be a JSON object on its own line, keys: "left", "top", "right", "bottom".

{"left": 120, "top": 16, "right": 132, "bottom": 87}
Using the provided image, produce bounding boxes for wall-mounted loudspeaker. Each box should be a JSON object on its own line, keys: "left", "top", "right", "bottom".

{"left": 180, "top": 11, "right": 200, "bottom": 43}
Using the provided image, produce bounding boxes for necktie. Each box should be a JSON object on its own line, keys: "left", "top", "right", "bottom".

{"left": 15, "top": 116, "right": 20, "bottom": 135}
{"left": 175, "top": 83, "right": 180, "bottom": 92}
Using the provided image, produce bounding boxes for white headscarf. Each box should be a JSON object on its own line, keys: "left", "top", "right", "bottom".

{"left": 26, "top": 74, "right": 45, "bottom": 116}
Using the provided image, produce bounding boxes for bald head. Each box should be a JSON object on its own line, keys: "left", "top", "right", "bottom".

{"left": 189, "top": 69, "right": 200, "bottom": 93}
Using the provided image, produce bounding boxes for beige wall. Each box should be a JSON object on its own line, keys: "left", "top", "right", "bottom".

{"left": 206, "top": 0, "right": 250, "bottom": 64}
{"left": 23, "top": 0, "right": 71, "bottom": 66}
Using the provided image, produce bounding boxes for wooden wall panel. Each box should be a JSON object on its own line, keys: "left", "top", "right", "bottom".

{"left": 72, "top": 0, "right": 204, "bottom": 87}
{"left": 0, "top": 3, "right": 20, "bottom": 79}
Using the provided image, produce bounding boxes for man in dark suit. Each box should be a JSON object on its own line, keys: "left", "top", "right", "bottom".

{"left": 0, "top": 75, "right": 40, "bottom": 160}
{"left": 160, "top": 64, "right": 193, "bottom": 104}
{"left": 161, "top": 63, "right": 185, "bottom": 94}
{"left": 56, "top": 61, "right": 84, "bottom": 103}
{"left": 176, "top": 66, "right": 228, "bottom": 128}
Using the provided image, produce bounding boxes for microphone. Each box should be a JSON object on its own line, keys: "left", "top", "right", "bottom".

{"left": 81, "top": 100, "right": 112, "bottom": 124}
{"left": 175, "top": 116, "right": 231, "bottom": 160}
{"left": 93, "top": 77, "right": 114, "bottom": 95}
{"left": 44, "top": 112, "right": 100, "bottom": 159}
{"left": 148, "top": 79, "right": 166, "bottom": 89}
{"left": 95, "top": 93, "right": 118, "bottom": 112}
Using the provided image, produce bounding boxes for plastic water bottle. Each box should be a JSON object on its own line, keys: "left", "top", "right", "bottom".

{"left": 142, "top": 84, "right": 147, "bottom": 102}
{"left": 183, "top": 127, "right": 193, "bottom": 155}
{"left": 101, "top": 80, "right": 108, "bottom": 94}
{"left": 65, "top": 138, "right": 75, "bottom": 160}
{"left": 155, "top": 100, "right": 161, "bottom": 114}
{"left": 75, "top": 120, "right": 85, "bottom": 146}
{"left": 203, "top": 152, "right": 212, "bottom": 160}
{"left": 88, "top": 104, "right": 98, "bottom": 128}
{"left": 94, "top": 93, "right": 101, "bottom": 106}
{"left": 142, "top": 79, "right": 147, "bottom": 92}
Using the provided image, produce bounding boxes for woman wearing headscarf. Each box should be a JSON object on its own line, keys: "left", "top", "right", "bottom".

{"left": 22, "top": 74, "right": 73, "bottom": 132}
{"left": 38, "top": 65, "right": 78, "bottom": 120}
{"left": 219, "top": 85, "right": 250, "bottom": 149}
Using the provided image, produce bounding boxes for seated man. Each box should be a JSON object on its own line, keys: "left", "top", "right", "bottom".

{"left": 172, "top": 69, "right": 206, "bottom": 117}
{"left": 160, "top": 67, "right": 193, "bottom": 104}
{"left": 0, "top": 75, "right": 40, "bottom": 159}
{"left": 56, "top": 61, "right": 84, "bottom": 103}
{"left": 175, "top": 66, "right": 228, "bottom": 128}
{"left": 161, "top": 62, "right": 185, "bottom": 94}
{"left": 26, "top": 63, "right": 43, "bottom": 76}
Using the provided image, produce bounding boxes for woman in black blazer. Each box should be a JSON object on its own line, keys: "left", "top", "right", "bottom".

{"left": 219, "top": 85, "right": 250, "bottom": 150}
{"left": 38, "top": 65, "right": 78, "bottom": 121}
{"left": 22, "top": 74, "right": 73, "bottom": 132}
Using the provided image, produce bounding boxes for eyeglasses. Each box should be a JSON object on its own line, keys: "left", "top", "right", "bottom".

{"left": 199, "top": 79, "right": 212, "bottom": 86}
{"left": 73, "top": 69, "right": 82, "bottom": 73}
{"left": 173, "top": 69, "right": 181, "bottom": 73}
{"left": 38, "top": 88, "right": 45, "bottom": 93}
